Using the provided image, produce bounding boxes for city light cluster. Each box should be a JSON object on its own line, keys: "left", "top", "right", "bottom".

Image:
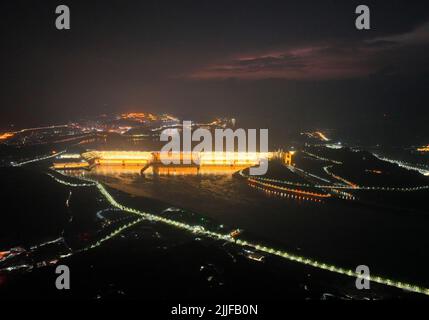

{"left": 315, "top": 131, "right": 330, "bottom": 142}
{"left": 417, "top": 145, "right": 429, "bottom": 152}
{"left": 0, "top": 132, "right": 14, "bottom": 140}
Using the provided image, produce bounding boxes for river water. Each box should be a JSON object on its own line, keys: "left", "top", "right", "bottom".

{"left": 66, "top": 165, "right": 429, "bottom": 290}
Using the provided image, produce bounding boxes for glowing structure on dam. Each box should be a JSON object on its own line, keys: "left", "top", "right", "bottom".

{"left": 82, "top": 151, "right": 273, "bottom": 166}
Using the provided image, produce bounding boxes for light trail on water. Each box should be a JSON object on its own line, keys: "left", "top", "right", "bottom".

{"left": 239, "top": 170, "right": 429, "bottom": 192}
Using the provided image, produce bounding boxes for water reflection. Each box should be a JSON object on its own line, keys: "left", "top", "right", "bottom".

{"left": 71, "top": 164, "right": 250, "bottom": 176}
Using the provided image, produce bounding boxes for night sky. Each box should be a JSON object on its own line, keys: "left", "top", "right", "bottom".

{"left": 1, "top": 0, "right": 429, "bottom": 144}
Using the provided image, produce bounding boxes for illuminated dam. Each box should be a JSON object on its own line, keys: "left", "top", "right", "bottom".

{"left": 54, "top": 150, "right": 286, "bottom": 174}
{"left": 86, "top": 150, "right": 272, "bottom": 166}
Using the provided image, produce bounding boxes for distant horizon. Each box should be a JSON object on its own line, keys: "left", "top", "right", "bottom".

{"left": 2, "top": 1, "right": 429, "bottom": 144}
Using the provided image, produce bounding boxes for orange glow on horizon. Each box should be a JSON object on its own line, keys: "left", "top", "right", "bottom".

{"left": 0, "top": 132, "right": 14, "bottom": 141}
{"left": 417, "top": 145, "right": 429, "bottom": 152}
{"left": 0, "top": 251, "right": 10, "bottom": 259}
{"left": 121, "top": 112, "right": 159, "bottom": 122}
{"left": 315, "top": 131, "right": 329, "bottom": 141}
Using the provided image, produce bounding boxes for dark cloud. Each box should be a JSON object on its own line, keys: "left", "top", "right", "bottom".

{"left": 186, "top": 18, "right": 429, "bottom": 80}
